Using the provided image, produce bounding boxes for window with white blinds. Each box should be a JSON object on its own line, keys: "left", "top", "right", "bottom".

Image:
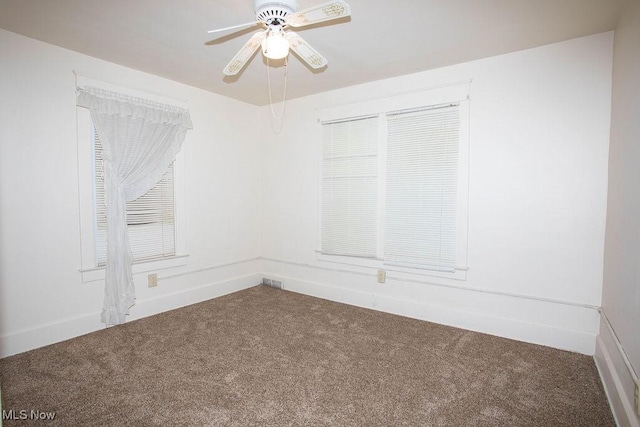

{"left": 93, "top": 128, "right": 176, "bottom": 266}
{"left": 385, "top": 105, "right": 460, "bottom": 271}
{"left": 319, "top": 90, "right": 468, "bottom": 276}
{"left": 321, "top": 116, "right": 379, "bottom": 258}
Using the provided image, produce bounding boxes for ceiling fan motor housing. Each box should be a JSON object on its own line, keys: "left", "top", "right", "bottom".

{"left": 255, "top": 0, "right": 298, "bottom": 25}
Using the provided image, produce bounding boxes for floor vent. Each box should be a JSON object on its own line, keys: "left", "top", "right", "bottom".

{"left": 262, "top": 277, "right": 283, "bottom": 289}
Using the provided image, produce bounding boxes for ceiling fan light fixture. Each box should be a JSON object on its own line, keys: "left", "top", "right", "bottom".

{"left": 217, "top": 0, "right": 351, "bottom": 76}
{"left": 261, "top": 30, "right": 290, "bottom": 60}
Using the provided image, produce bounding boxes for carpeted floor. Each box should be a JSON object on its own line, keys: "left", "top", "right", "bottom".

{"left": 0, "top": 285, "right": 614, "bottom": 426}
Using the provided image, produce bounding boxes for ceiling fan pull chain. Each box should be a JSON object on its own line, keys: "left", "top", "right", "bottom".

{"left": 267, "top": 56, "right": 288, "bottom": 130}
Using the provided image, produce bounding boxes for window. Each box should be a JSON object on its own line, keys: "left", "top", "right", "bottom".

{"left": 318, "top": 85, "right": 469, "bottom": 279}
{"left": 321, "top": 116, "right": 379, "bottom": 258}
{"left": 385, "top": 105, "right": 460, "bottom": 271}
{"left": 76, "top": 82, "right": 188, "bottom": 283}
{"left": 93, "top": 128, "right": 176, "bottom": 266}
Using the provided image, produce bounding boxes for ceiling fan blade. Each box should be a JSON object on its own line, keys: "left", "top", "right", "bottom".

{"left": 284, "top": 32, "right": 328, "bottom": 69}
{"left": 223, "top": 32, "right": 266, "bottom": 76}
{"left": 207, "top": 21, "right": 259, "bottom": 34}
{"left": 286, "top": 0, "right": 351, "bottom": 28}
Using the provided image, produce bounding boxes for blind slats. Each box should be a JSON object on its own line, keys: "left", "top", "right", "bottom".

{"left": 385, "top": 105, "right": 460, "bottom": 270}
{"left": 94, "top": 128, "right": 176, "bottom": 266}
{"left": 320, "top": 103, "right": 461, "bottom": 273}
{"left": 321, "top": 117, "right": 379, "bottom": 258}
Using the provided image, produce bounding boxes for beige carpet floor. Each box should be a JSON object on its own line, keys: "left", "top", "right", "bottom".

{"left": 0, "top": 285, "right": 614, "bottom": 426}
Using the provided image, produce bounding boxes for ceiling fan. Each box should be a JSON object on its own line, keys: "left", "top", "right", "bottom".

{"left": 208, "top": 0, "right": 351, "bottom": 76}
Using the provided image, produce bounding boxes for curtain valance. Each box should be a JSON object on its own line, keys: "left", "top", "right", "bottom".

{"left": 77, "top": 87, "right": 192, "bottom": 128}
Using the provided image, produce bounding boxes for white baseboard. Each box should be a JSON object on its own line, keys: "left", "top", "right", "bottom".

{"left": 2, "top": 257, "right": 604, "bottom": 363}
{"left": 595, "top": 314, "right": 640, "bottom": 427}
{"left": 0, "top": 273, "right": 260, "bottom": 358}
{"left": 261, "top": 261, "right": 600, "bottom": 355}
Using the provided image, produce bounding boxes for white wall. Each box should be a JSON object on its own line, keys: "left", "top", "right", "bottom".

{"left": 596, "top": 0, "right": 640, "bottom": 424}
{"left": 259, "top": 32, "right": 613, "bottom": 355}
{"left": 0, "top": 29, "right": 262, "bottom": 357}
{"left": 0, "top": 29, "right": 617, "bottom": 361}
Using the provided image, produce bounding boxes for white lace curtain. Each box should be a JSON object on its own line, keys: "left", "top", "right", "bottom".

{"left": 77, "top": 86, "right": 193, "bottom": 326}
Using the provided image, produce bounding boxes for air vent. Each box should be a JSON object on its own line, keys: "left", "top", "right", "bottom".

{"left": 262, "top": 277, "right": 284, "bottom": 289}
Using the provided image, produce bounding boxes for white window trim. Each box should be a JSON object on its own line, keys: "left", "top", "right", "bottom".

{"left": 316, "top": 83, "right": 470, "bottom": 281}
{"left": 76, "top": 78, "right": 188, "bottom": 283}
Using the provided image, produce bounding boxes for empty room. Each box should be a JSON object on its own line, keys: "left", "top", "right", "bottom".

{"left": 0, "top": 0, "right": 638, "bottom": 425}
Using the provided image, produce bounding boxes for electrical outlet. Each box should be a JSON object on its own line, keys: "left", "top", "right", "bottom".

{"left": 148, "top": 273, "right": 158, "bottom": 288}
{"left": 635, "top": 382, "right": 640, "bottom": 416}
{"left": 377, "top": 269, "right": 386, "bottom": 284}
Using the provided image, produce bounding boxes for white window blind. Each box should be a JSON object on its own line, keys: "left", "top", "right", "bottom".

{"left": 321, "top": 116, "right": 379, "bottom": 258}
{"left": 94, "top": 128, "right": 176, "bottom": 266}
{"left": 384, "top": 104, "right": 460, "bottom": 271}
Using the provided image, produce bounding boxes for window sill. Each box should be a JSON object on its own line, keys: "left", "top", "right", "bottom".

{"left": 315, "top": 251, "right": 468, "bottom": 281}
{"left": 80, "top": 254, "right": 189, "bottom": 283}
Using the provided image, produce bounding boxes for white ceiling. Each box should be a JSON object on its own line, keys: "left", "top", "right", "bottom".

{"left": 0, "top": 0, "right": 622, "bottom": 106}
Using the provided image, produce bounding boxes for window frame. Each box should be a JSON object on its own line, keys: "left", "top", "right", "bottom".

{"left": 76, "top": 82, "right": 188, "bottom": 283}
{"left": 316, "top": 84, "right": 470, "bottom": 281}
